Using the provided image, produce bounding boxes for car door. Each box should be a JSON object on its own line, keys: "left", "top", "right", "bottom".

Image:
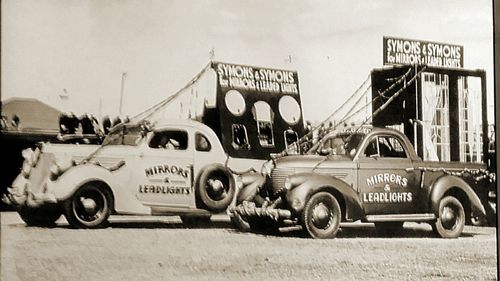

{"left": 357, "top": 134, "right": 419, "bottom": 214}
{"left": 135, "top": 128, "right": 196, "bottom": 208}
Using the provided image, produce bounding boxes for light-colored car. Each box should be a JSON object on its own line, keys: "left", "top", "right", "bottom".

{"left": 4, "top": 119, "right": 251, "bottom": 228}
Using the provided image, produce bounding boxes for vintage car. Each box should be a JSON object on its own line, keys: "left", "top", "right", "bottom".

{"left": 3, "top": 119, "right": 253, "bottom": 228}
{"left": 230, "top": 127, "right": 494, "bottom": 239}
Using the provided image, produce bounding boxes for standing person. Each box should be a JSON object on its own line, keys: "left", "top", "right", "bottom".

{"left": 67, "top": 112, "right": 79, "bottom": 134}
{"left": 59, "top": 112, "right": 69, "bottom": 134}
{"left": 90, "top": 114, "right": 102, "bottom": 136}
{"left": 102, "top": 115, "right": 111, "bottom": 135}
{"left": 80, "top": 113, "right": 94, "bottom": 134}
{"left": 112, "top": 116, "right": 122, "bottom": 128}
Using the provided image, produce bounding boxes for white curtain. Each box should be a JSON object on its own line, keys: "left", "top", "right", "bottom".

{"left": 422, "top": 74, "right": 439, "bottom": 161}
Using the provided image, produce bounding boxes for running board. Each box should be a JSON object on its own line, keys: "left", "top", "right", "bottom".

{"left": 366, "top": 213, "right": 436, "bottom": 222}
{"left": 150, "top": 206, "right": 213, "bottom": 216}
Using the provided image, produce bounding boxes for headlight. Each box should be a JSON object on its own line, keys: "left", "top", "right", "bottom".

{"left": 49, "top": 163, "right": 61, "bottom": 177}
{"left": 284, "top": 177, "right": 292, "bottom": 190}
{"left": 49, "top": 158, "right": 75, "bottom": 180}
{"left": 235, "top": 175, "right": 243, "bottom": 189}
{"left": 262, "top": 160, "right": 275, "bottom": 176}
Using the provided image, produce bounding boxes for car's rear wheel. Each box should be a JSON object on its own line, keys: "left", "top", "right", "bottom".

{"left": 18, "top": 205, "right": 61, "bottom": 227}
{"left": 63, "top": 182, "right": 112, "bottom": 229}
{"left": 432, "top": 196, "right": 465, "bottom": 238}
{"left": 196, "top": 166, "right": 235, "bottom": 212}
{"left": 301, "top": 192, "right": 341, "bottom": 239}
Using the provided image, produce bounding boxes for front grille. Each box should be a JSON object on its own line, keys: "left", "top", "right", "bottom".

{"left": 270, "top": 168, "right": 295, "bottom": 192}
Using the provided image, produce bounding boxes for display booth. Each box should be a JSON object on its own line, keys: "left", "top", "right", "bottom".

{"left": 371, "top": 65, "right": 487, "bottom": 164}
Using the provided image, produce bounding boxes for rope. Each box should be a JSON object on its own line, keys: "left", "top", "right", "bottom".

{"left": 286, "top": 66, "right": 415, "bottom": 156}
{"left": 131, "top": 61, "right": 212, "bottom": 121}
{"left": 81, "top": 62, "right": 213, "bottom": 163}
{"left": 342, "top": 66, "right": 427, "bottom": 144}
{"left": 281, "top": 74, "right": 371, "bottom": 156}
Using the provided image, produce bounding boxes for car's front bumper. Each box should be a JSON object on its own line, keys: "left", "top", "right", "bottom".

{"left": 2, "top": 178, "right": 57, "bottom": 208}
{"left": 229, "top": 200, "right": 292, "bottom": 221}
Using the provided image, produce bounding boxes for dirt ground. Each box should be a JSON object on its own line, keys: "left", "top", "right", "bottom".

{"left": 0, "top": 212, "right": 497, "bottom": 281}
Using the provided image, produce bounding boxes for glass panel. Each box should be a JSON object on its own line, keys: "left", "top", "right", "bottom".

{"left": 421, "top": 72, "right": 450, "bottom": 161}
{"left": 149, "top": 130, "right": 188, "bottom": 150}
{"left": 232, "top": 124, "right": 249, "bottom": 149}
{"left": 458, "top": 76, "right": 483, "bottom": 163}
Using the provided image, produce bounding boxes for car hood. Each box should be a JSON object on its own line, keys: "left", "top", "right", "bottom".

{"left": 273, "top": 154, "right": 354, "bottom": 170}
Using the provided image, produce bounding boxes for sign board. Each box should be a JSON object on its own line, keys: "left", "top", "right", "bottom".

{"left": 383, "top": 36, "right": 463, "bottom": 68}
{"left": 214, "top": 62, "right": 299, "bottom": 95}
{"left": 205, "top": 62, "right": 304, "bottom": 160}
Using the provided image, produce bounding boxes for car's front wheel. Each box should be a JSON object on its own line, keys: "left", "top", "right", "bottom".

{"left": 301, "top": 192, "right": 341, "bottom": 239}
{"left": 432, "top": 196, "right": 465, "bottom": 238}
{"left": 63, "top": 182, "right": 112, "bottom": 229}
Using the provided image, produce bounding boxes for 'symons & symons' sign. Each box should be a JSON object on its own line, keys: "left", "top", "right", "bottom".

{"left": 383, "top": 36, "right": 463, "bottom": 68}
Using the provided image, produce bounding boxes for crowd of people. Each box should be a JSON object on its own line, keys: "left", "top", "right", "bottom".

{"left": 58, "top": 112, "right": 129, "bottom": 137}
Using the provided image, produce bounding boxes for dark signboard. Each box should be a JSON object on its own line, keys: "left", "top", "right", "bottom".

{"left": 215, "top": 62, "right": 299, "bottom": 95}
{"left": 202, "top": 62, "right": 304, "bottom": 159}
{"left": 383, "top": 36, "right": 463, "bottom": 68}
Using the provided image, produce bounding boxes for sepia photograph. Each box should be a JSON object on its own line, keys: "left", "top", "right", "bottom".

{"left": 1, "top": 0, "right": 497, "bottom": 280}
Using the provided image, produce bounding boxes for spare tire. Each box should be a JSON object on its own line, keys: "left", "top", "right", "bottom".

{"left": 196, "top": 165, "right": 235, "bottom": 212}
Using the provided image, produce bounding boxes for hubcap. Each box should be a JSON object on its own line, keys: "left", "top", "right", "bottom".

{"left": 312, "top": 203, "right": 332, "bottom": 229}
{"left": 441, "top": 206, "right": 458, "bottom": 229}
{"left": 74, "top": 190, "right": 105, "bottom": 223}
{"left": 208, "top": 179, "right": 224, "bottom": 193}
{"left": 81, "top": 198, "right": 97, "bottom": 214}
{"left": 207, "top": 178, "right": 227, "bottom": 200}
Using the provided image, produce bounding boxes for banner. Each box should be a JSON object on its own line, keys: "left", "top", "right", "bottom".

{"left": 214, "top": 62, "right": 299, "bottom": 95}
{"left": 383, "top": 37, "right": 463, "bottom": 68}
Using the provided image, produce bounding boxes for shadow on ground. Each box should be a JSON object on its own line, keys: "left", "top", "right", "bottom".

{"left": 228, "top": 222, "right": 482, "bottom": 239}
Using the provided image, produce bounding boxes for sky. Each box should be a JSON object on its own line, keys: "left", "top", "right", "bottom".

{"left": 1, "top": 0, "right": 494, "bottom": 123}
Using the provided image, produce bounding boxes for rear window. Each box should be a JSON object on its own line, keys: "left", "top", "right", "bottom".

{"left": 102, "top": 125, "right": 145, "bottom": 146}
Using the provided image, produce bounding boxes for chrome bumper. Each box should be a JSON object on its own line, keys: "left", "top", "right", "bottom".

{"left": 229, "top": 201, "right": 292, "bottom": 221}
{"left": 2, "top": 185, "right": 57, "bottom": 208}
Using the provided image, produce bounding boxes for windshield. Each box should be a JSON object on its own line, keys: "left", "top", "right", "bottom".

{"left": 102, "top": 124, "right": 146, "bottom": 146}
{"left": 311, "top": 132, "right": 365, "bottom": 158}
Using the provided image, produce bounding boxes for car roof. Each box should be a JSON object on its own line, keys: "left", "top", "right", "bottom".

{"left": 152, "top": 119, "right": 212, "bottom": 131}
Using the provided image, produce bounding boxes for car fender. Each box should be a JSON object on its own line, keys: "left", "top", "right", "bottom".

{"left": 286, "top": 172, "right": 364, "bottom": 220}
{"left": 49, "top": 164, "right": 116, "bottom": 202}
{"left": 236, "top": 172, "right": 266, "bottom": 203}
{"left": 429, "top": 174, "right": 486, "bottom": 216}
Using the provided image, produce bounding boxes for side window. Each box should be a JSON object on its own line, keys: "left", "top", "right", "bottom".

{"left": 284, "top": 129, "right": 299, "bottom": 153}
{"left": 232, "top": 124, "right": 249, "bottom": 149}
{"left": 363, "top": 135, "right": 407, "bottom": 158}
{"left": 195, "top": 133, "right": 211, "bottom": 152}
{"left": 364, "top": 138, "right": 379, "bottom": 157}
{"left": 257, "top": 121, "right": 274, "bottom": 147}
{"left": 149, "top": 130, "right": 188, "bottom": 150}
{"left": 379, "top": 136, "right": 407, "bottom": 158}
{"left": 284, "top": 129, "right": 298, "bottom": 146}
